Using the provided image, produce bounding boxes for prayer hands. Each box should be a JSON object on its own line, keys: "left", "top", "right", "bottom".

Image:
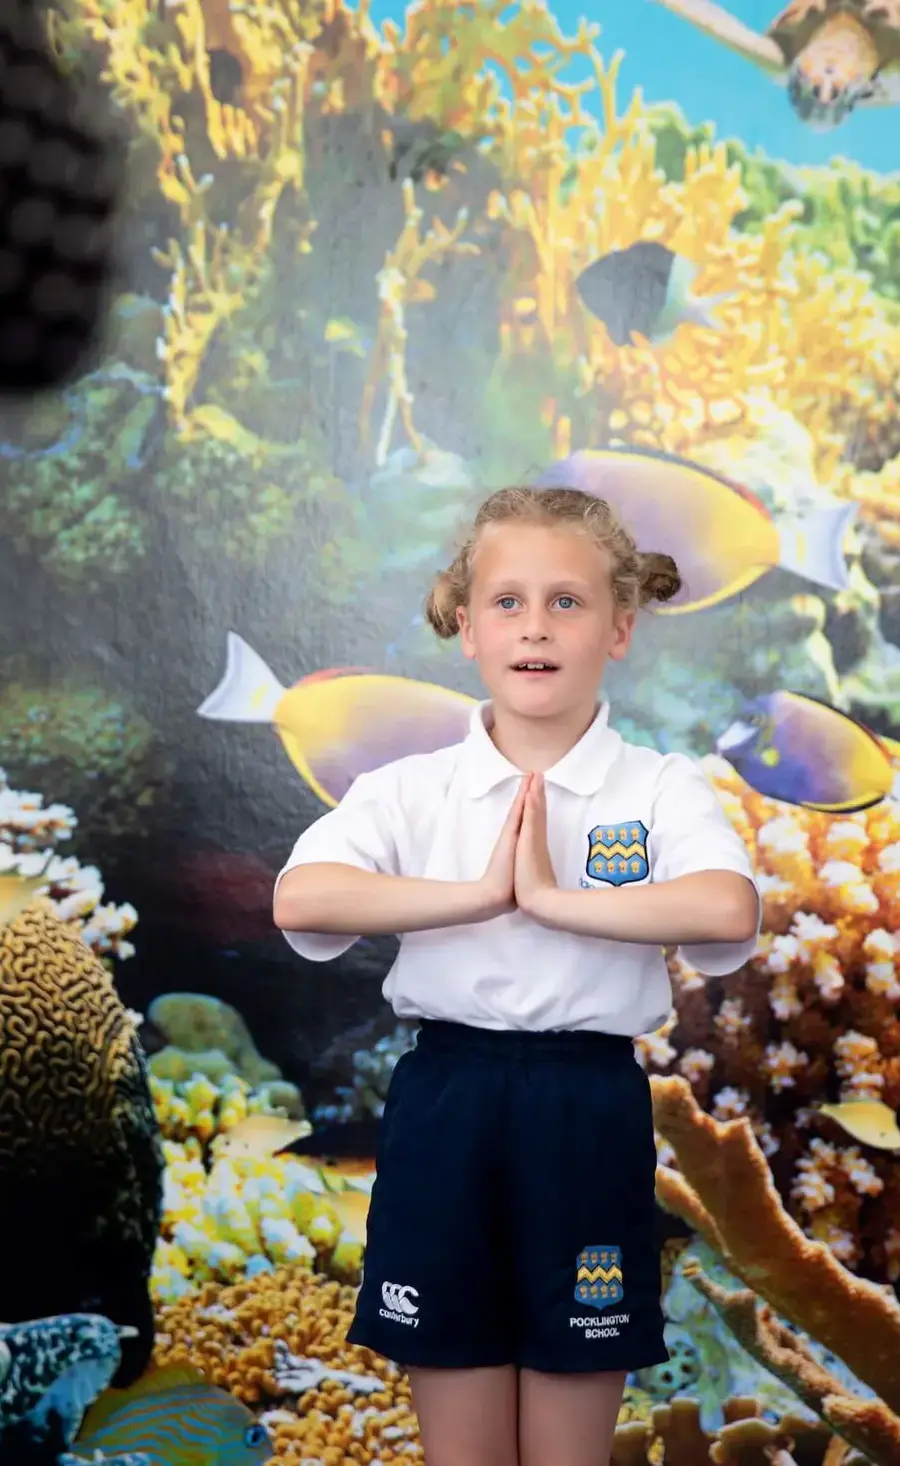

{"left": 478, "top": 773, "right": 558, "bottom": 920}
{"left": 514, "top": 773, "right": 558, "bottom": 914}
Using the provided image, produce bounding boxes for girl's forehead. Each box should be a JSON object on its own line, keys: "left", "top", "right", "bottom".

{"left": 473, "top": 520, "right": 611, "bottom": 574}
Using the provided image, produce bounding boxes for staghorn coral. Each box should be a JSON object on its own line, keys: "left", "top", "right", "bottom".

{"left": 683, "top": 1264, "right": 900, "bottom": 1465}
{"left": 636, "top": 756, "right": 900, "bottom": 1291}
{"left": 650, "top": 1074, "right": 900, "bottom": 1421}
{"left": 0, "top": 769, "right": 137, "bottom": 964}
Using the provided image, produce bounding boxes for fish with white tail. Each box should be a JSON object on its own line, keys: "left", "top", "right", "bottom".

{"left": 198, "top": 633, "right": 475, "bottom": 805}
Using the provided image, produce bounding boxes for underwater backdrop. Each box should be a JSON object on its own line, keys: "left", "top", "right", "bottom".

{"left": 2, "top": 0, "right": 900, "bottom": 1460}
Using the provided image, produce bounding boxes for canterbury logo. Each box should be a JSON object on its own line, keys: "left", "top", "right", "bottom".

{"left": 577, "top": 1264, "right": 623, "bottom": 1286}
{"left": 382, "top": 1282, "right": 419, "bottom": 1315}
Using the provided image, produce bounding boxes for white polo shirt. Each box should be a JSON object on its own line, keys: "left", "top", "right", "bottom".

{"left": 277, "top": 701, "right": 760, "bottom": 1037}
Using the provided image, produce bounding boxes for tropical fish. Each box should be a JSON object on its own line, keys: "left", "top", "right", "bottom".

{"left": 716, "top": 691, "right": 900, "bottom": 813}
{"left": 536, "top": 447, "right": 857, "bottom": 613}
{"left": 0, "top": 1314, "right": 135, "bottom": 1442}
{"left": 818, "top": 1101, "right": 900, "bottom": 1151}
{"left": 213, "top": 1119, "right": 373, "bottom": 1242}
{"left": 215, "top": 1115, "right": 311, "bottom": 1163}
{"left": 0, "top": 871, "right": 48, "bottom": 930}
{"left": 197, "top": 632, "right": 475, "bottom": 805}
{"left": 575, "top": 241, "right": 735, "bottom": 346}
{"left": 73, "top": 1362, "right": 272, "bottom": 1465}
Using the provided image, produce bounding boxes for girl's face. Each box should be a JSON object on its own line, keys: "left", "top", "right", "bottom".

{"left": 457, "top": 520, "right": 635, "bottom": 720}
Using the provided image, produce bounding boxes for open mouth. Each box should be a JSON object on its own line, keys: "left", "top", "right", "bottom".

{"left": 512, "top": 661, "right": 559, "bottom": 674}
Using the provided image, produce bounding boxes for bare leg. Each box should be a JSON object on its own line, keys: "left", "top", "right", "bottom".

{"left": 408, "top": 1364, "right": 519, "bottom": 1466}
{"left": 518, "top": 1368, "right": 626, "bottom": 1466}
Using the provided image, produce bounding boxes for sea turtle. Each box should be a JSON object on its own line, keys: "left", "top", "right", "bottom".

{"left": 651, "top": 0, "right": 900, "bottom": 127}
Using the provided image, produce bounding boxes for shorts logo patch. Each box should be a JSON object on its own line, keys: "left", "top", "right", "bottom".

{"left": 586, "top": 822, "right": 649, "bottom": 886}
{"left": 379, "top": 1281, "right": 420, "bottom": 1328}
{"left": 575, "top": 1246, "right": 624, "bottom": 1311}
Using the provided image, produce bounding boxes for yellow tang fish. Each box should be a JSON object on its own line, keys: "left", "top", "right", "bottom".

{"left": 818, "top": 1101, "right": 900, "bottom": 1151}
{"left": 74, "top": 1362, "right": 272, "bottom": 1465}
{"left": 216, "top": 1116, "right": 374, "bottom": 1243}
{"left": 537, "top": 447, "right": 858, "bottom": 614}
{"left": 213, "top": 1114, "right": 312, "bottom": 1163}
{"left": 197, "top": 632, "right": 475, "bottom": 805}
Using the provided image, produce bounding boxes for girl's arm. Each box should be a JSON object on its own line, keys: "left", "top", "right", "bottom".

{"left": 275, "top": 862, "right": 504, "bottom": 935}
{"left": 524, "top": 870, "right": 758, "bottom": 945}
{"left": 275, "top": 774, "right": 528, "bottom": 938}
{"left": 516, "top": 762, "right": 760, "bottom": 969}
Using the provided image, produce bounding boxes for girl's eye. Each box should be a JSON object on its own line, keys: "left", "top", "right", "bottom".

{"left": 498, "top": 596, "right": 518, "bottom": 610}
{"left": 556, "top": 595, "right": 577, "bottom": 610}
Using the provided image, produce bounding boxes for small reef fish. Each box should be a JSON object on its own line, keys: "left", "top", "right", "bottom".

{"left": 216, "top": 1118, "right": 373, "bottom": 1242}
{"left": 0, "top": 1314, "right": 135, "bottom": 1443}
{"left": 73, "top": 1362, "right": 272, "bottom": 1465}
{"left": 716, "top": 691, "right": 900, "bottom": 813}
{"left": 197, "top": 632, "right": 475, "bottom": 805}
{"left": 537, "top": 447, "right": 857, "bottom": 613}
{"left": 575, "top": 241, "right": 734, "bottom": 346}
{"left": 0, "top": 871, "right": 49, "bottom": 931}
{"left": 214, "top": 1116, "right": 311, "bottom": 1163}
{"left": 818, "top": 1101, "right": 900, "bottom": 1151}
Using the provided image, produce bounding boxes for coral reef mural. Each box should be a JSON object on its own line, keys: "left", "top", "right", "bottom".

{"left": 2, "top": 0, "right": 900, "bottom": 1459}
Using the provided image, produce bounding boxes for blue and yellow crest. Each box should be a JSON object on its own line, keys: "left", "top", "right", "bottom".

{"left": 586, "top": 821, "right": 649, "bottom": 886}
{"left": 575, "top": 1245, "right": 624, "bottom": 1312}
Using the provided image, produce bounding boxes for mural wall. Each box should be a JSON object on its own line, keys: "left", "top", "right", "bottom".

{"left": 1, "top": 0, "right": 900, "bottom": 1461}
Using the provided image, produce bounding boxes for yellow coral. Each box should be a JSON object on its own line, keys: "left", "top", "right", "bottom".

{"left": 151, "top": 1134, "right": 372, "bottom": 1302}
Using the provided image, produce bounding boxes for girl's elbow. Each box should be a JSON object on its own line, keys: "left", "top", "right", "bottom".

{"left": 273, "top": 875, "right": 312, "bottom": 932}
{"left": 723, "top": 884, "right": 760, "bottom": 942}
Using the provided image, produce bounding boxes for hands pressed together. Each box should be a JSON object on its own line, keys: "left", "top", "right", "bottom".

{"left": 480, "top": 773, "right": 559, "bottom": 922}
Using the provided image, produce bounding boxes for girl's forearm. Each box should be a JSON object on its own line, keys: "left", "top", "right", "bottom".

{"left": 273, "top": 863, "right": 498, "bottom": 936}
{"left": 526, "top": 872, "right": 759, "bottom": 945}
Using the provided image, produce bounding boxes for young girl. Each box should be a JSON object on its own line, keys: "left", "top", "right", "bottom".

{"left": 273, "top": 487, "right": 760, "bottom": 1466}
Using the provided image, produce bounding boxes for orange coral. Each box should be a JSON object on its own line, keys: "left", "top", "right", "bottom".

{"left": 651, "top": 1075, "right": 900, "bottom": 1416}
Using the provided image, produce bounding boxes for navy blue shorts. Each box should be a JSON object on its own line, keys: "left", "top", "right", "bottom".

{"left": 346, "top": 1020, "right": 669, "bottom": 1373}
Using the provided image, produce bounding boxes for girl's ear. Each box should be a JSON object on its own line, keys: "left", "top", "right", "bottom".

{"left": 458, "top": 605, "right": 476, "bottom": 660}
{"left": 608, "top": 608, "right": 636, "bottom": 662}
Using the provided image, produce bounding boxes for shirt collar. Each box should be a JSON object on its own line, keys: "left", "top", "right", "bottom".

{"left": 459, "top": 700, "right": 621, "bottom": 799}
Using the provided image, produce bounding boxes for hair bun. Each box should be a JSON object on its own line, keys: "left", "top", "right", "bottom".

{"left": 638, "top": 551, "right": 681, "bottom": 607}
{"left": 423, "top": 572, "right": 462, "bottom": 639}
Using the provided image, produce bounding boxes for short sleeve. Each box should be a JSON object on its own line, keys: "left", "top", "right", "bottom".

{"left": 275, "top": 767, "right": 403, "bottom": 962}
{"left": 651, "top": 753, "right": 760, "bottom": 976}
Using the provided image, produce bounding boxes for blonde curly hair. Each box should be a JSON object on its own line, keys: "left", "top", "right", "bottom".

{"left": 424, "top": 485, "right": 682, "bottom": 640}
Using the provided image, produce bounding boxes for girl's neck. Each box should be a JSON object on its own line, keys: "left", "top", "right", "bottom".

{"left": 487, "top": 700, "right": 600, "bottom": 773}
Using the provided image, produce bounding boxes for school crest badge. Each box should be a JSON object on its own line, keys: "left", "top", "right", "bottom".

{"left": 586, "top": 821, "right": 649, "bottom": 886}
{"left": 575, "top": 1246, "right": 624, "bottom": 1312}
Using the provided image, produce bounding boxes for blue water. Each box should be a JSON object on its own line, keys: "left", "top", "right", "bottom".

{"left": 368, "top": 0, "right": 896, "bottom": 175}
